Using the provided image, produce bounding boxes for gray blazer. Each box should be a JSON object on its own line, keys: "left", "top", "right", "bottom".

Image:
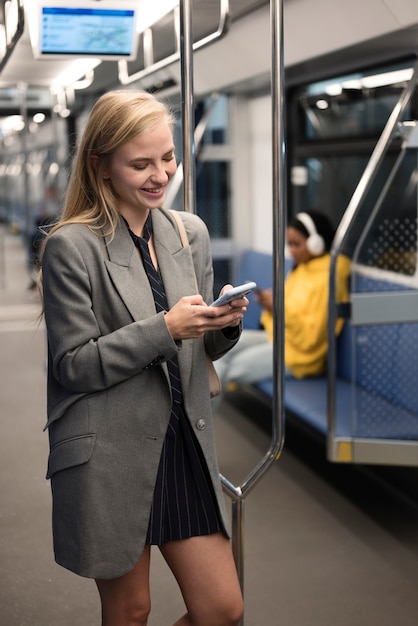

{"left": 42, "top": 208, "right": 240, "bottom": 579}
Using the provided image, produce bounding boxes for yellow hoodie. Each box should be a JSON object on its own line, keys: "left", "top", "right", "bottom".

{"left": 260, "top": 254, "right": 351, "bottom": 378}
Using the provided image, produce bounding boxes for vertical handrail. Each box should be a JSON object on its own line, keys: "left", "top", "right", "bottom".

{"left": 179, "top": 0, "right": 196, "bottom": 215}
{"left": 219, "top": 0, "right": 286, "bottom": 613}
{"left": 180, "top": 2, "right": 285, "bottom": 622}
{"left": 270, "top": 0, "right": 286, "bottom": 461}
{"left": 327, "top": 60, "right": 418, "bottom": 455}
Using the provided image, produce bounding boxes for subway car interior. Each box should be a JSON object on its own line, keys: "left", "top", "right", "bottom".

{"left": 1, "top": 1, "right": 418, "bottom": 624}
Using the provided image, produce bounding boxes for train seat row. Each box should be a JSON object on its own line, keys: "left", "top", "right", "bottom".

{"left": 234, "top": 249, "right": 418, "bottom": 443}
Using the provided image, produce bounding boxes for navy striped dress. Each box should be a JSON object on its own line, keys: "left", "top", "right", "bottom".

{"left": 127, "top": 217, "right": 223, "bottom": 545}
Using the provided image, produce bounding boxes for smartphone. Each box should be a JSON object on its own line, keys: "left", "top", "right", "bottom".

{"left": 210, "top": 282, "right": 257, "bottom": 307}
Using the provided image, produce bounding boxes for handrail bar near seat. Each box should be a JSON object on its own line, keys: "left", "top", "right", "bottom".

{"left": 219, "top": 0, "right": 286, "bottom": 597}
{"left": 327, "top": 59, "right": 418, "bottom": 462}
{"left": 178, "top": 1, "right": 286, "bottom": 621}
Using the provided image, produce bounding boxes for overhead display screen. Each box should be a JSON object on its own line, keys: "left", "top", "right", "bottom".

{"left": 34, "top": 3, "right": 138, "bottom": 60}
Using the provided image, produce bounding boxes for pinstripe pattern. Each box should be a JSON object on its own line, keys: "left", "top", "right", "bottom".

{"left": 146, "top": 405, "right": 222, "bottom": 544}
{"left": 128, "top": 215, "right": 183, "bottom": 417}
{"left": 126, "top": 215, "right": 222, "bottom": 544}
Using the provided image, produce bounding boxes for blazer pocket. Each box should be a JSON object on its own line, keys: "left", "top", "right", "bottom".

{"left": 46, "top": 434, "right": 96, "bottom": 479}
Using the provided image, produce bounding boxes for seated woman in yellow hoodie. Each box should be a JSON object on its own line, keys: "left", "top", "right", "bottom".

{"left": 212, "top": 211, "right": 351, "bottom": 408}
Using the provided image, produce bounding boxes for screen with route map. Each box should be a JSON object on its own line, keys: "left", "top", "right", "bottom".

{"left": 39, "top": 6, "right": 137, "bottom": 59}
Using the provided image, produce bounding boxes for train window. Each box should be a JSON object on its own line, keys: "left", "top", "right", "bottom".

{"left": 197, "top": 96, "right": 230, "bottom": 146}
{"left": 196, "top": 160, "right": 231, "bottom": 238}
{"left": 169, "top": 94, "right": 231, "bottom": 240}
{"left": 197, "top": 95, "right": 232, "bottom": 292}
{"left": 288, "top": 60, "right": 418, "bottom": 276}
{"left": 295, "top": 62, "right": 415, "bottom": 141}
{"left": 181, "top": 95, "right": 231, "bottom": 239}
{"left": 354, "top": 152, "right": 418, "bottom": 276}
{"left": 166, "top": 94, "right": 232, "bottom": 299}
{"left": 292, "top": 152, "right": 418, "bottom": 276}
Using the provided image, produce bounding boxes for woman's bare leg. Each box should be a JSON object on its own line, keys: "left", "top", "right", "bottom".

{"left": 160, "top": 532, "right": 244, "bottom": 626}
{"left": 95, "top": 545, "right": 151, "bottom": 626}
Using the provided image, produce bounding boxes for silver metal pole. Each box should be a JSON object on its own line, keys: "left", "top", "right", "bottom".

{"left": 231, "top": 499, "right": 245, "bottom": 588}
{"left": 179, "top": 0, "right": 196, "bottom": 214}
{"left": 270, "top": 0, "right": 286, "bottom": 459}
{"left": 220, "top": 0, "right": 286, "bottom": 490}
{"left": 179, "top": 3, "right": 286, "bottom": 621}
{"left": 220, "top": 5, "right": 286, "bottom": 624}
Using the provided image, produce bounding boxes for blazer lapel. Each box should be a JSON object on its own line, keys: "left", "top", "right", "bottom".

{"left": 152, "top": 209, "right": 197, "bottom": 307}
{"left": 102, "top": 211, "right": 198, "bottom": 393}
{"left": 103, "top": 218, "right": 156, "bottom": 322}
{"left": 152, "top": 209, "right": 197, "bottom": 387}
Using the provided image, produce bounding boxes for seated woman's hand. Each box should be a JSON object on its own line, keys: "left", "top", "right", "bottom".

{"left": 255, "top": 288, "right": 273, "bottom": 312}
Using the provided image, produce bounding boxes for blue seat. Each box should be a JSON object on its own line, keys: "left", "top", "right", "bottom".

{"left": 257, "top": 376, "right": 352, "bottom": 437}
{"left": 234, "top": 250, "right": 418, "bottom": 443}
{"left": 234, "top": 249, "right": 273, "bottom": 331}
{"left": 234, "top": 249, "right": 291, "bottom": 331}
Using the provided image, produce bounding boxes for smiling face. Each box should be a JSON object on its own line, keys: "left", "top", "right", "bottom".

{"left": 103, "top": 120, "right": 177, "bottom": 223}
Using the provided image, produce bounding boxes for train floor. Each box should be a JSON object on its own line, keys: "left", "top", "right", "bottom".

{"left": 1, "top": 225, "right": 418, "bottom": 626}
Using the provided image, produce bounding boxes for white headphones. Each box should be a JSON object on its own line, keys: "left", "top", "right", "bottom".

{"left": 295, "top": 212, "right": 325, "bottom": 256}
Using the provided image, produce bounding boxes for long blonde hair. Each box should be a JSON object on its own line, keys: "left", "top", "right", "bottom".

{"left": 36, "top": 89, "right": 175, "bottom": 301}
{"left": 48, "top": 89, "right": 175, "bottom": 239}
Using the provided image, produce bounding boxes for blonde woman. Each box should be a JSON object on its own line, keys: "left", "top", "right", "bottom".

{"left": 41, "top": 89, "right": 245, "bottom": 626}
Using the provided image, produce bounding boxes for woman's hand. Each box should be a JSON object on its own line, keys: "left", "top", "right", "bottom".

{"left": 164, "top": 287, "right": 248, "bottom": 340}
